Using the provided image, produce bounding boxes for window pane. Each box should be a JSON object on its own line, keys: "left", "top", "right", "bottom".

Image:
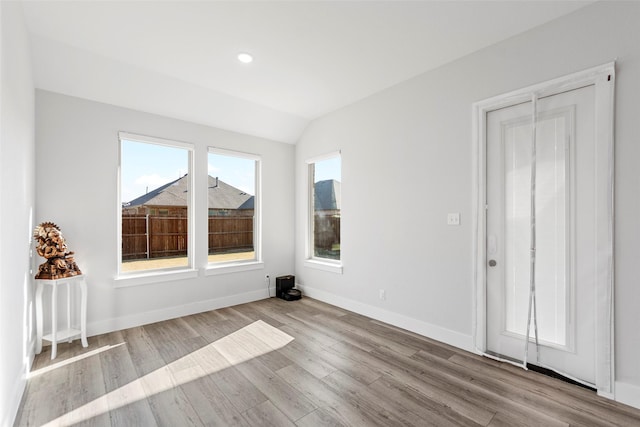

{"left": 120, "top": 139, "right": 190, "bottom": 272}
{"left": 207, "top": 151, "right": 257, "bottom": 263}
{"left": 312, "top": 156, "right": 341, "bottom": 260}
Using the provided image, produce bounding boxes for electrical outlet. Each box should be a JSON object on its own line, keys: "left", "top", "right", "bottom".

{"left": 379, "top": 289, "right": 386, "bottom": 300}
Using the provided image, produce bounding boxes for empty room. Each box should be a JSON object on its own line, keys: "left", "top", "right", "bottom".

{"left": 2, "top": 1, "right": 640, "bottom": 426}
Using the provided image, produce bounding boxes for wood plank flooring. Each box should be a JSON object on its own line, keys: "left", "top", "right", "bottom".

{"left": 15, "top": 297, "right": 640, "bottom": 426}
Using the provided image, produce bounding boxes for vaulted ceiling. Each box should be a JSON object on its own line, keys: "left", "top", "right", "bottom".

{"left": 22, "top": 1, "right": 593, "bottom": 143}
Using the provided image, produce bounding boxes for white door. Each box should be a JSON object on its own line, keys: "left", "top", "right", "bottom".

{"left": 486, "top": 85, "right": 597, "bottom": 385}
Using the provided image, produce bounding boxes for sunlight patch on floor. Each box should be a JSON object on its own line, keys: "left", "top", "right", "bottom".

{"left": 42, "top": 320, "right": 293, "bottom": 426}
{"left": 28, "top": 343, "right": 126, "bottom": 379}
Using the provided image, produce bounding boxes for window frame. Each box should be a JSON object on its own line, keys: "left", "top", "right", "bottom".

{"left": 205, "top": 146, "right": 262, "bottom": 272}
{"left": 305, "top": 151, "right": 343, "bottom": 274}
{"left": 116, "top": 132, "right": 196, "bottom": 285}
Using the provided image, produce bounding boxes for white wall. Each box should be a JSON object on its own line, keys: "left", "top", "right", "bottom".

{"left": 36, "top": 90, "right": 295, "bottom": 337}
{"left": 29, "top": 34, "right": 308, "bottom": 144}
{"left": 0, "top": 2, "right": 36, "bottom": 426}
{"left": 295, "top": 1, "right": 640, "bottom": 408}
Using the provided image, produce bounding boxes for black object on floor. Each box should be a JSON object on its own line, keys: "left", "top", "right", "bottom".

{"left": 276, "top": 275, "right": 301, "bottom": 301}
{"left": 276, "top": 275, "right": 295, "bottom": 298}
{"left": 282, "top": 288, "right": 302, "bottom": 301}
{"left": 526, "top": 363, "right": 596, "bottom": 392}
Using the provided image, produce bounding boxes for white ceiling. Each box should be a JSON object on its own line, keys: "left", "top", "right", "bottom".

{"left": 21, "top": 1, "right": 593, "bottom": 143}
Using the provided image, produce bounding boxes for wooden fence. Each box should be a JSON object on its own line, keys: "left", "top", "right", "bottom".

{"left": 208, "top": 217, "right": 254, "bottom": 254}
{"left": 122, "top": 214, "right": 253, "bottom": 260}
{"left": 314, "top": 214, "right": 341, "bottom": 250}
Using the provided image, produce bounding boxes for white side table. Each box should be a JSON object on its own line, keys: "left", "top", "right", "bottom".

{"left": 35, "top": 274, "right": 88, "bottom": 359}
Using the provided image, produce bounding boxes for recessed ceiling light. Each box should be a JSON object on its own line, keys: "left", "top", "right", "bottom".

{"left": 237, "top": 52, "right": 253, "bottom": 64}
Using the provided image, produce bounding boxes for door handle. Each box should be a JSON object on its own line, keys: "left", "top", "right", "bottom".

{"left": 488, "top": 259, "right": 497, "bottom": 267}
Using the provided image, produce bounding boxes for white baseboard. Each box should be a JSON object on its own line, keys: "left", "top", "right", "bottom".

{"left": 87, "top": 288, "right": 270, "bottom": 337}
{"left": 297, "top": 284, "right": 474, "bottom": 352}
{"left": 615, "top": 381, "right": 640, "bottom": 410}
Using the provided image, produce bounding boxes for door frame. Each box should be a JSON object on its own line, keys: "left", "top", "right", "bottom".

{"left": 471, "top": 62, "right": 615, "bottom": 397}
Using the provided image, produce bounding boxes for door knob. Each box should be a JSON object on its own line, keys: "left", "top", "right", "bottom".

{"left": 488, "top": 259, "right": 497, "bottom": 267}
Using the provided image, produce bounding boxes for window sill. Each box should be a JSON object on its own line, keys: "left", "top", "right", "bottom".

{"left": 205, "top": 261, "right": 264, "bottom": 276}
{"left": 114, "top": 268, "right": 198, "bottom": 288}
{"left": 304, "top": 259, "right": 343, "bottom": 274}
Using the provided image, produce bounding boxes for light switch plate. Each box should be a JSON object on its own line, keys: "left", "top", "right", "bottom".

{"left": 447, "top": 213, "right": 460, "bottom": 226}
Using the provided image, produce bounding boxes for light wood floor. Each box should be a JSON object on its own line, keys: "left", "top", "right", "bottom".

{"left": 15, "top": 297, "right": 640, "bottom": 426}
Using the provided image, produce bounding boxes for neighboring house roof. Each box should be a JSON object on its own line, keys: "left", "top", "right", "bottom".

{"left": 315, "top": 179, "right": 341, "bottom": 211}
{"left": 238, "top": 197, "right": 255, "bottom": 210}
{"left": 126, "top": 175, "right": 254, "bottom": 210}
{"left": 207, "top": 176, "right": 254, "bottom": 210}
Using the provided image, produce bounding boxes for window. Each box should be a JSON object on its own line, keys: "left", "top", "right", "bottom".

{"left": 207, "top": 148, "right": 260, "bottom": 265}
{"left": 308, "top": 153, "right": 341, "bottom": 262}
{"left": 118, "top": 132, "right": 194, "bottom": 275}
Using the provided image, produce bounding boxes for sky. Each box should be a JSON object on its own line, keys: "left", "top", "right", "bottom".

{"left": 313, "top": 156, "right": 341, "bottom": 184}
{"left": 121, "top": 140, "right": 255, "bottom": 203}
{"left": 121, "top": 139, "right": 341, "bottom": 203}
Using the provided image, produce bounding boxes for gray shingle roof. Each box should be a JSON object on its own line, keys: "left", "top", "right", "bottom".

{"left": 314, "top": 179, "right": 341, "bottom": 210}
{"left": 207, "top": 176, "right": 254, "bottom": 210}
{"left": 127, "top": 175, "right": 254, "bottom": 210}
